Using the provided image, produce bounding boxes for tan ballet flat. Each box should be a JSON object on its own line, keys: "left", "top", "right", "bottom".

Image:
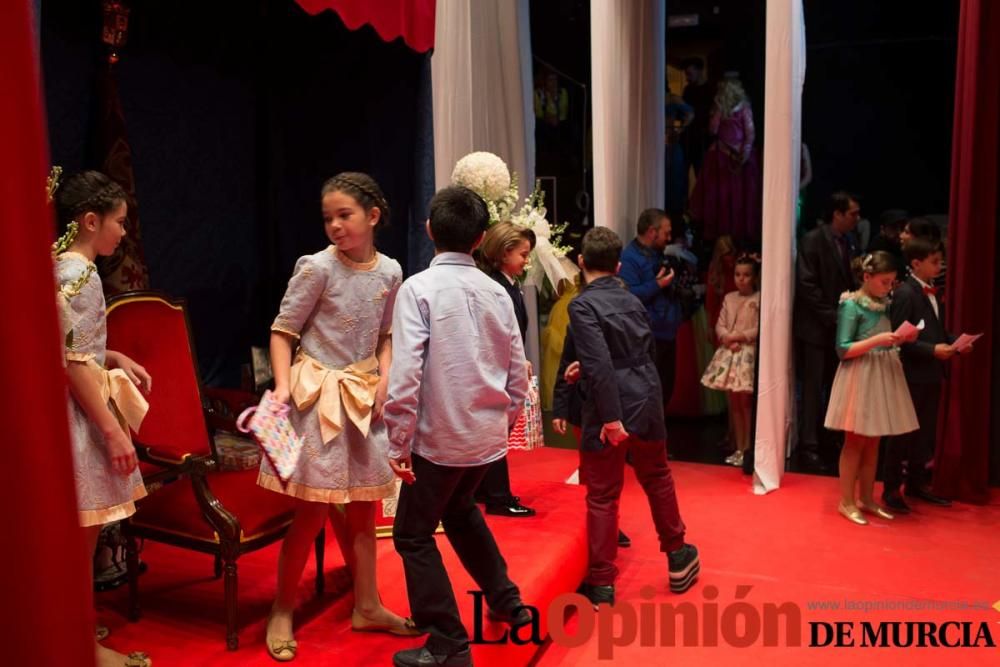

{"left": 266, "top": 636, "right": 297, "bottom": 662}
{"left": 838, "top": 502, "right": 868, "bottom": 525}
{"left": 858, "top": 502, "right": 894, "bottom": 520}
{"left": 123, "top": 653, "right": 152, "bottom": 667}
{"left": 351, "top": 608, "right": 422, "bottom": 637}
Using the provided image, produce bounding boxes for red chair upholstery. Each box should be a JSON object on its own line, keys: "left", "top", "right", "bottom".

{"left": 106, "top": 291, "right": 324, "bottom": 650}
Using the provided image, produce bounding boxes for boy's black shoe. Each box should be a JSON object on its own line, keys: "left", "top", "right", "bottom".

{"left": 485, "top": 496, "right": 536, "bottom": 517}
{"left": 486, "top": 601, "right": 532, "bottom": 629}
{"left": 393, "top": 646, "right": 472, "bottom": 667}
{"left": 904, "top": 486, "right": 952, "bottom": 506}
{"left": 577, "top": 582, "right": 615, "bottom": 608}
{"left": 617, "top": 530, "right": 631, "bottom": 548}
{"left": 668, "top": 544, "right": 700, "bottom": 593}
{"left": 881, "top": 491, "right": 912, "bottom": 514}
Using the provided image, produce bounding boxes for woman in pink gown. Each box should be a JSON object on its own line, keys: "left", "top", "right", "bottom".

{"left": 690, "top": 76, "right": 762, "bottom": 244}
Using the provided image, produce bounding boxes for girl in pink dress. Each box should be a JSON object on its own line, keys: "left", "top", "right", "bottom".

{"left": 701, "top": 255, "right": 760, "bottom": 466}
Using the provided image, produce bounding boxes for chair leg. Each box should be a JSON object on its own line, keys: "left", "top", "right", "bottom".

{"left": 314, "top": 528, "right": 325, "bottom": 597}
{"left": 224, "top": 555, "right": 238, "bottom": 650}
{"left": 214, "top": 554, "right": 222, "bottom": 579}
{"left": 125, "top": 529, "right": 141, "bottom": 621}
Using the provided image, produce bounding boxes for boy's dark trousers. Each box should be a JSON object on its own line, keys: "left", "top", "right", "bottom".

{"left": 579, "top": 436, "right": 686, "bottom": 586}
{"left": 883, "top": 381, "right": 941, "bottom": 492}
{"left": 392, "top": 454, "right": 521, "bottom": 652}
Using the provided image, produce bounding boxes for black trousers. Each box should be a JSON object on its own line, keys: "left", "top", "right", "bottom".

{"left": 654, "top": 337, "right": 677, "bottom": 409}
{"left": 796, "top": 339, "right": 839, "bottom": 455}
{"left": 474, "top": 455, "right": 513, "bottom": 505}
{"left": 883, "top": 381, "right": 941, "bottom": 493}
{"left": 393, "top": 454, "right": 521, "bottom": 652}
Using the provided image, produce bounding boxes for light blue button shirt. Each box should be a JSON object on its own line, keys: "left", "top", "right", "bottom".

{"left": 384, "top": 252, "right": 530, "bottom": 467}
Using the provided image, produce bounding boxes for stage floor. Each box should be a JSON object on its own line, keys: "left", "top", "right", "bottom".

{"left": 96, "top": 447, "right": 1000, "bottom": 666}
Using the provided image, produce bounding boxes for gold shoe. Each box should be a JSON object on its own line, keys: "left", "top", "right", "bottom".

{"left": 838, "top": 502, "right": 868, "bottom": 525}
{"left": 351, "top": 608, "right": 422, "bottom": 637}
{"left": 858, "top": 502, "right": 894, "bottom": 520}
{"left": 266, "top": 636, "right": 297, "bottom": 662}
{"left": 123, "top": 653, "right": 152, "bottom": 667}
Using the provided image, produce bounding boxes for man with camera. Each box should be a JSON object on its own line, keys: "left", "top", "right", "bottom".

{"left": 619, "top": 209, "right": 683, "bottom": 409}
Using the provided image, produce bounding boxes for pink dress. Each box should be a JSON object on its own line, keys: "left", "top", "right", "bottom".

{"left": 690, "top": 103, "right": 763, "bottom": 243}
{"left": 701, "top": 290, "right": 759, "bottom": 393}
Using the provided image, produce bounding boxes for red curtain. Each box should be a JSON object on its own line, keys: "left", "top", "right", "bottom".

{"left": 295, "top": 0, "right": 436, "bottom": 53}
{"left": 0, "top": 1, "right": 96, "bottom": 665}
{"left": 934, "top": 0, "right": 1000, "bottom": 504}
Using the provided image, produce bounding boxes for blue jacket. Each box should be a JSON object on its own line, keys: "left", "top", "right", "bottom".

{"left": 619, "top": 239, "right": 681, "bottom": 341}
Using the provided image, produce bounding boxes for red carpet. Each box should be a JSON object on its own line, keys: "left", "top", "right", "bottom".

{"left": 95, "top": 448, "right": 586, "bottom": 666}
{"left": 96, "top": 449, "right": 1000, "bottom": 666}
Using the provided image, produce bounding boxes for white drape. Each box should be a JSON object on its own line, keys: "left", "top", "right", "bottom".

{"left": 754, "top": 0, "right": 807, "bottom": 494}
{"left": 590, "top": 0, "right": 665, "bottom": 239}
{"left": 431, "top": 0, "right": 540, "bottom": 367}
{"left": 431, "top": 0, "right": 534, "bottom": 192}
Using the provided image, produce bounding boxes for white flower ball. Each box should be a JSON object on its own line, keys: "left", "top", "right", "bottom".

{"left": 451, "top": 152, "right": 511, "bottom": 202}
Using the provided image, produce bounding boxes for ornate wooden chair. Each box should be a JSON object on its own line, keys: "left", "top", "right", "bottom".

{"left": 105, "top": 291, "right": 324, "bottom": 650}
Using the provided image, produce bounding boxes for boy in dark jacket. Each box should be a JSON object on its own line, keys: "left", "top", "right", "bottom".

{"left": 883, "top": 237, "right": 958, "bottom": 512}
{"left": 569, "top": 226, "right": 699, "bottom": 607}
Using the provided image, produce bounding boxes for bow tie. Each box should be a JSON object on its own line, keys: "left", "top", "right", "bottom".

{"left": 922, "top": 285, "right": 938, "bottom": 296}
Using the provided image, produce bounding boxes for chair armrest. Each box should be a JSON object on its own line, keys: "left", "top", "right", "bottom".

{"left": 188, "top": 460, "right": 243, "bottom": 552}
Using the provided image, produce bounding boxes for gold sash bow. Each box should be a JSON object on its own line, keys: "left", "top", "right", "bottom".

{"left": 89, "top": 360, "right": 149, "bottom": 433}
{"left": 290, "top": 352, "right": 380, "bottom": 443}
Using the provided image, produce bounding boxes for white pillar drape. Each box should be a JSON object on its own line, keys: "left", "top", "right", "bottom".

{"left": 754, "top": 0, "right": 807, "bottom": 494}
{"left": 590, "top": 0, "right": 665, "bottom": 239}
{"left": 431, "top": 0, "right": 540, "bottom": 368}
{"left": 431, "top": 0, "right": 534, "bottom": 192}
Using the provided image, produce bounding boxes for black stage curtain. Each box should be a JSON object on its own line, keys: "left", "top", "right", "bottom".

{"left": 42, "top": 0, "right": 433, "bottom": 386}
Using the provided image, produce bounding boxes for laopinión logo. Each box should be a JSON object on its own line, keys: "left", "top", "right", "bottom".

{"left": 468, "top": 588, "right": 998, "bottom": 659}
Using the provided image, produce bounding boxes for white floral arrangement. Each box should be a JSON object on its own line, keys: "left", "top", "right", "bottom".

{"left": 452, "top": 151, "right": 576, "bottom": 291}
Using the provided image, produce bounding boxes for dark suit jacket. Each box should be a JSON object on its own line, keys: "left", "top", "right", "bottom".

{"left": 489, "top": 270, "right": 528, "bottom": 343}
{"left": 889, "top": 276, "right": 955, "bottom": 385}
{"left": 794, "top": 224, "right": 859, "bottom": 346}
{"left": 568, "top": 276, "right": 666, "bottom": 451}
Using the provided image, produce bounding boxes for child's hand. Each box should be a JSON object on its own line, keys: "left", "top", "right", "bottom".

{"left": 600, "top": 421, "right": 629, "bottom": 446}
{"left": 373, "top": 379, "right": 389, "bottom": 421}
{"left": 109, "top": 351, "right": 152, "bottom": 394}
{"left": 877, "top": 332, "right": 899, "bottom": 347}
{"left": 728, "top": 342, "right": 741, "bottom": 352}
{"left": 270, "top": 385, "right": 291, "bottom": 408}
{"left": 526, "top": 361, "right": 534, "bottom": 377}
{"left": 104, "top": 426, "right": 138, "bottom": 475}
{"left": 389, "top": 456, "right": 416, "bottom": 484}
{"left": 934, "top": 344, "right": 956, "bottom": 360}
{"left": 552, "top": 418, "right": 567, "bottom": 435}
{"left": 564, "top": 361, "right": 581, "bottom": 385}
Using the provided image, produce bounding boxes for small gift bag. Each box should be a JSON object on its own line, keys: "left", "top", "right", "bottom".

{"left": 508, "top": 375, "right": 544, "bottom": 451}
{"left": 236, "top": 390, "right": 304, "bottom": 482}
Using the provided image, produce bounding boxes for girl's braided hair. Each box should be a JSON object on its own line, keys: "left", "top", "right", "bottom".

{"left": 321, "top": 172, "right": 390, "bottom": 229}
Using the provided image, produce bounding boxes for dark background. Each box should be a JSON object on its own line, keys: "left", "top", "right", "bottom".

{"left": 42, "top": 0, "right": 433, "bottom": 387}
{"left": 531, "top": 0, "right": 959, "bottom": 233}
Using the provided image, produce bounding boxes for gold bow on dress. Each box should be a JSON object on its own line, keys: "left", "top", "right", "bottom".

{"left": 290, "top": 352, "right": 380, "bottom": 443}
{"left": 89, "top": 360, "right": 149, "bottom": 433}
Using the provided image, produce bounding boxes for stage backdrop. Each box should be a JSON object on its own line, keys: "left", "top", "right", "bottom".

{"left": 935, "top": 0, "right": 999, "bottom": 503}
{"left": 42, "top": 0, "right": 434, "bottom": 387}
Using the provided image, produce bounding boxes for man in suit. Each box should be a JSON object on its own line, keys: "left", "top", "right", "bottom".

{"left": 794, "top": 191, "right": 861, "bottom": 472}
{"left": 883, "top": 237, "right": 956, "bottom": 511}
